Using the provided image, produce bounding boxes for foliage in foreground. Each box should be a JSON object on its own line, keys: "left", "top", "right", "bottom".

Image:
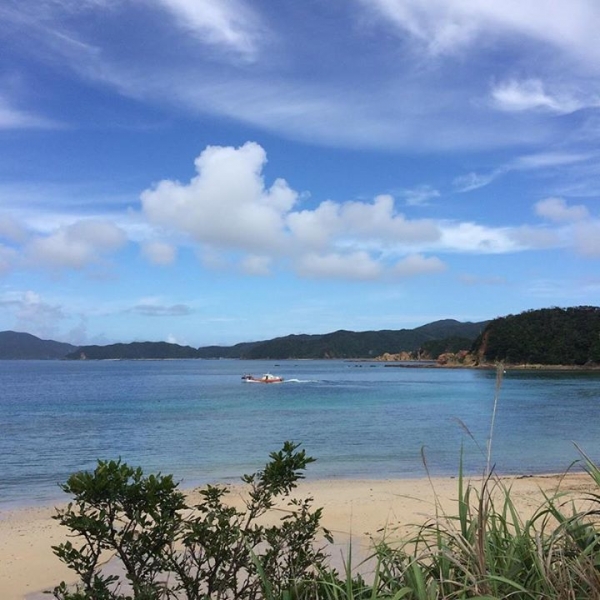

{"left": 52, "top": 441, "right": 332, "bottom": 599}
{"left": 53, "top": 443, "right": 600, "bottom": 600}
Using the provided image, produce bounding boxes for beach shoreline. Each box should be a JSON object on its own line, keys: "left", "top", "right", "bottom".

{"left": 1, "top": 471, "right": 596, "bottom": 600}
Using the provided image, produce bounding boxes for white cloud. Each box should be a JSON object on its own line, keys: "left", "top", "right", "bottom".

{"left": 400, "top": 185, "right": 440, "bottom": 206}
{"left": 25, "top": 219, "right": 127, "bottom": 269}
{"left": 454, "top": 152, "right": 593, "bottom": 193}
{"left": 154, "top": 0, "right": 265, "bottom": 60}
{"left": 453, "top": 171, "right": 500, "bottom": 193}
{"left": 142, "top": 143, "right": 581, "bottom": 281}
{"left": 141, "top": 241, "right": 177, "bottom": 265}
{"left": 141, "top": 142, "right": 297, "bottom": 254}
{"left": 361, "top": 0, "right": 600, "bottom": 62}
{"left": 490, "top": 79, "right": 593, "bottom": 114}
{"left": 439, "top": 222, "right": 520, "bottom": 253}
{"left": 287, "top": 195, "right": 440, "bottom": 250}
{"left": 393, "top": 254, "right": 446, "bottom": 277}
{"left": 141, "top": 143, "right": 446, "bottom": 280}
{"left": 535, "top": 197, "right": 589, "bottom": 223}
{"left": 512, "top": 152, "right": 593, "bottom": 170}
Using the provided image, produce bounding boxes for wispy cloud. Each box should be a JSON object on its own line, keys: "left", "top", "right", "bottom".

{"left": 2, "top": 0, "right": 581, "bottom": 151}
{"left": 453, "top": 151, "right": 594, "bottom": 192}
{"left": 490, "top": 79, "right": 598, "bottom": 114}
{"left": 0, "top": 96, "right": 59, "bottom": 129}
{"left": 359, "top": 0, "right": 600, "bottom": 63}
{"left": 400, "top": 185, "right": 440, "bottom": 206}
{"left": 129, "top": 302, "right": 193, "bottom": 317}
{"left": 154, "top": 0, "right": 266, "bottom": 61}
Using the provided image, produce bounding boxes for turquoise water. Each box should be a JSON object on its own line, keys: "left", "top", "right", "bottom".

{"left": 1, "top": 359, "right": 600, "bottom": 508}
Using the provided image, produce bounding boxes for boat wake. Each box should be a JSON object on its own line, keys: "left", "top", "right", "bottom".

{"left": 283, "top": 378, "right": 317, "bottom": 383}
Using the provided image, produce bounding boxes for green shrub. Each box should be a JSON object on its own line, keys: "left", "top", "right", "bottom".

{"left": 52, "top": 441, "right": 332, "bottom": 600}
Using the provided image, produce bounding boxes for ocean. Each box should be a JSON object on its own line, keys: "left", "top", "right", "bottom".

{"left": 1, "top": 359, "right": 599, "bottom": 508}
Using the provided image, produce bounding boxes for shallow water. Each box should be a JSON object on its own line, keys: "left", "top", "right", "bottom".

{"left": 1, "top": 359, "right": 599, "bottom": 508}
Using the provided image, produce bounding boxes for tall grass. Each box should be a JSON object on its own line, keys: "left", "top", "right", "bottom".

{"left": 272, "top": 364, "right": 600, "bottom": 599}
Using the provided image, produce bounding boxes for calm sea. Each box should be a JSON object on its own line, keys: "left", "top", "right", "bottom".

{"left": 1, "top": 359, "right": 599, "bottom": 508}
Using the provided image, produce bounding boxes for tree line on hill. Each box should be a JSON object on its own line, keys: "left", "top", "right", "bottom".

{"left": 2, "top": 306, "right": 600, "bottom": 365}
{"left": 0, "top": 319, "right": 486, "bottom": 360}
{"left": 473, "top": 306, "right": 600, "bottom": 366}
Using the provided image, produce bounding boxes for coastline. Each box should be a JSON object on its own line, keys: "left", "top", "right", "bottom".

{"left": 375, "top": 360, "right": 600, "bottom": 371}
{"left": 2, "top": 472, "right": 596, "bottom": 600}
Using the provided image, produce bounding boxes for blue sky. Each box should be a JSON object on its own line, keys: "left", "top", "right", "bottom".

{"left": 1, "top": 0, "right": 599, "bottom": 347}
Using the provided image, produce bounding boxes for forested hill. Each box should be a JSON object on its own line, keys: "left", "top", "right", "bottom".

{"left": 473, "top": 306, "right": 600, "bottom": 365}
{"left": 0, "top": 331, "right": 76, "bottom": 359}
{"left": 195, "top": 319, "right": 486, "bottom": 359}
{"left": 71, "top": 342, "right": 201, "bottom": 360}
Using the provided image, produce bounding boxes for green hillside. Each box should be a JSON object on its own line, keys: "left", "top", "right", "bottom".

{"left": 196, "top": 319, "right": 487, "bottom": 359}
{"left": 68, "top": 341, "right": 200, "bottom": 360}
{"left": 473, "top": 306, "right": 600, "bottom": 365}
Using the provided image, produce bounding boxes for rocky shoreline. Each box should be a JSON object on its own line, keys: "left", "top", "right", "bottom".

{"left": 373, "top": 352, "right": 600, "bottom": 371}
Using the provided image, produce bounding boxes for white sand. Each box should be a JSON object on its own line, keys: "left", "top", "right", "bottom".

{"left": 1, "top": 473, "right": 594, "bottom": 600}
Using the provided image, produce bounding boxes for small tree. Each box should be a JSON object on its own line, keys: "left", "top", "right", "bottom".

{"left": 52, "top": 442, "right": 332, "bottom": 600}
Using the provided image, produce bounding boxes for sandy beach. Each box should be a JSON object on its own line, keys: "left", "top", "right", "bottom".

{"left": 1, "top": 472, "right": 596, "bottom": 600}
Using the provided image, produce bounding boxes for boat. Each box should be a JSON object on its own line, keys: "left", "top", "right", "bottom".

{"left": 241, "top": 373, "right": 284, "bottom": 384}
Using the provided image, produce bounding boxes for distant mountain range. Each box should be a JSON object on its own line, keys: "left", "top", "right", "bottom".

{"left": 0, "top": 319, "right": 487, "bottom": 360}
{"left": 3, "top": 306, "right": 599, "bottom": 365}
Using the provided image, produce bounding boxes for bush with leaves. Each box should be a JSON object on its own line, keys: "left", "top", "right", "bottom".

{"left": 52, "top": 441, "right": 333, "bottom": 600}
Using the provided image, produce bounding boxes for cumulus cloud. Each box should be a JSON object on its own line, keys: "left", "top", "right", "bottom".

{"left": 141, "top": 143, "right": 445, "bottom": 281}
{"left": 142, "top": 142, "right": 297, "bottom": 254}
{"left": 141, "top": 241, "right": 177, "bottom": 265}
{"left": 287, "top": 194, "right": 439, "bottom": 249}
{"left": 25, "top": 219, "right": 127, "bottom": 269}
{"left": 535, "top": 197, "right": 589, "bottom": 223}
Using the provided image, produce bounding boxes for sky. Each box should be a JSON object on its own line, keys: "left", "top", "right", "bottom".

{"left": 1, "top": 0, "right": 600, "bottom": 347}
